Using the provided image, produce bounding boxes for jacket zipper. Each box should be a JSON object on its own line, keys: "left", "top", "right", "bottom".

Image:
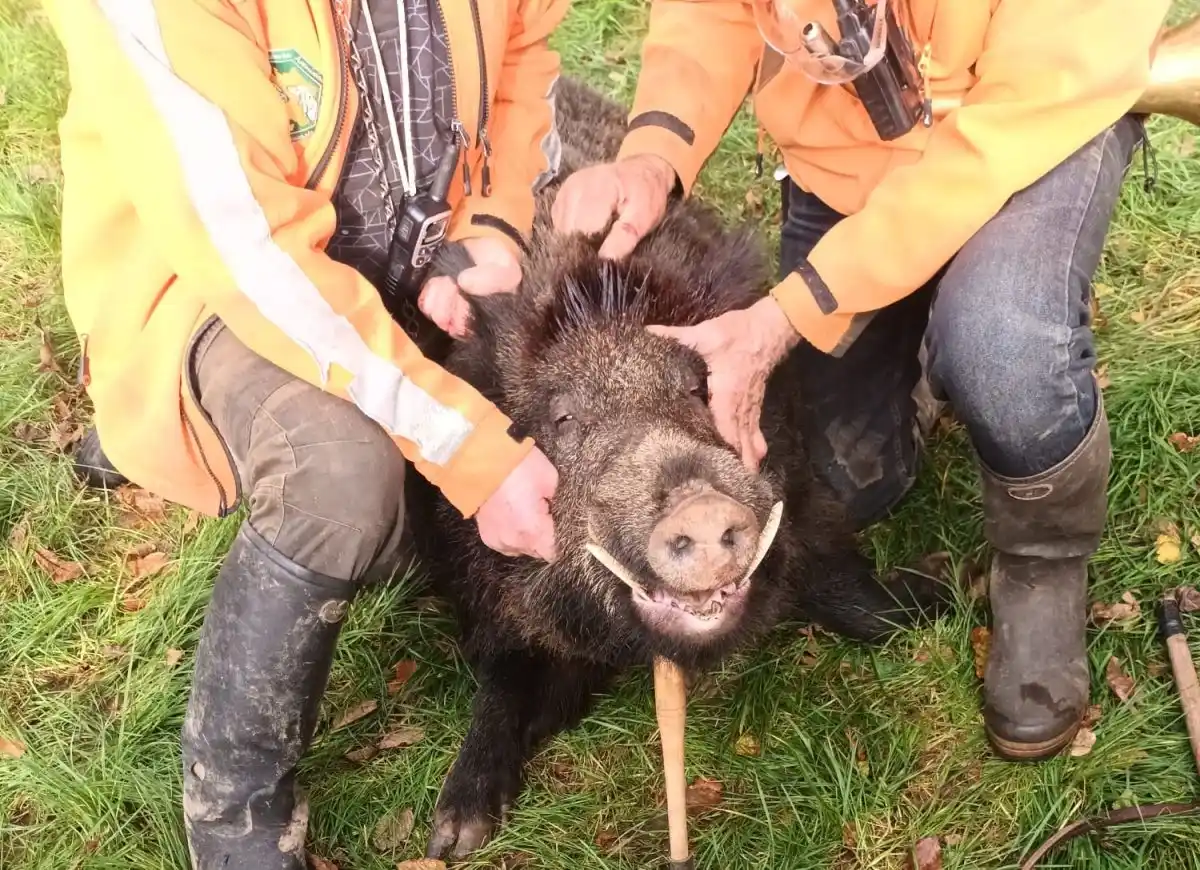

{"left": 431, "top": 0, "right": 486, "bottom": 197}
{"left": 465, "top": 0, "right": 492, "bottom": 196}
{"left": 307, "top": 0, "right": 354, "bottom": 191}
{"left": 182, "top": 317, "right": 238, "bottom": 517}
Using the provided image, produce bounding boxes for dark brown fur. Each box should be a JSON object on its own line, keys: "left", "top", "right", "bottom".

{"left": 405, "top": 77, "right": 948, "bottom": 861}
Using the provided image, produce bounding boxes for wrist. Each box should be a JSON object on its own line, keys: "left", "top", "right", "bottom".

{"left": 623, "top": 153, "right": 680, "bottom": 201}
{"left": 757, "top": 295, "right": 801, "bottom": 358}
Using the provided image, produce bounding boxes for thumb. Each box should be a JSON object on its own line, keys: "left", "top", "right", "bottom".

{"left": 647, "top": 322, "right": 713, "bottom": 355}
{"left": 598, "top": 196, "right": 658, "bottom": 261}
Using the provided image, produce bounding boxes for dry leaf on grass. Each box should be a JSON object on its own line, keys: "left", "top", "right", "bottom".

{"left": 1177, "top": 586, "right": 1200, "bottom": 613}
{"left": 1090, "top": 591, "right": 1141, "bottom": 625}
{"left": 128, "top": 549, "right": 170, "bottom": 580}
{"left": 1095, "top": 362, "right": 1111, "bottom": 390}
{"left": 36, "top": 325, "right": 61, "bottom": 373}
{"left": 1153, "top": 519, "right": 1183, "bottom": 564}
{"left": 395, "top": 861, "right": 446, "bottom": 870}
{"left": 122, "top": 596, "right": 147, "bottom": 613}
{"left": 166, "top": 648, "right": 184, "bottom": 667}
{"left": 1069, "top": 725, "right": 1098, "bottom": 757}
{"left": 115, "top": 486, "right": 168, "bottom": 525}
{"left": 388, "top": 660, "right": 418, "bottom": 694}
{"left": 9, "top": 517, "right": 30, "bottom": 549}
{"left": 183, "top": 510, "right": 201, "bottom": 535}
{"left": 1, "top": 736, "right": 26, "bottom": 759}
{"left": 1106, "top": 656, "right": 1136, "bottom": 703}
{"left": 332, "top": 699, "right": 379, "bottom": 730}
{"left": 372, "top": 807, "right": 415, "bottom": 852}
{"left": 734, "top": 733, "right": 761, "bottom": 757}
{"left": 34, "top": 546, "right": 84, "bottom": 583}
{"left": 743, "top": 188, "right": 764, "bottom": 218}
{"left": 379, "top": 727, "right": 425, "bottom": 750}
{"left": 685, "top": 776, "right": 724, "bottom": 813}
{"left": 908, "top": 836, "right": 943, "bottom": 870}
{"left": 1082, "top": 704, "right": 1103, "bottom": 729}
{"left": 345, "top": 745, "right": 380, "bottom": 763}
{"left": 970, "top": 626, "right": 991, "bottom": 679}
{"left": 309, "top": 858, "right": 339, "bottom": 870}
{"left": 1168, "top": 432, "right": 1200, "bottom": 453}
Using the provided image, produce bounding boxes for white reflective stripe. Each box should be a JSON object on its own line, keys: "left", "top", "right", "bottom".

{"left": 532, "top": 74, "right": 563, "bottom": 193}
{"left": 97, "top": 0, "right": 475, "bottom": 466}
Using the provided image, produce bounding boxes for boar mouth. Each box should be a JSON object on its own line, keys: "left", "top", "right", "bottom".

{"left": 586, "top": 501, "right": 784, "bottom": 632}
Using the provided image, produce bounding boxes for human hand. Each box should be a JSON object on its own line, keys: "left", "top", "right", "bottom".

{"left": 475, "top": 446, "right": 559, "bottom": 561}
{"left": 418, "top": 236, "right": 523, "bottom": 338}
{"left": 551, "top": 153, "right": 677, "bottom": 260}
{"left": 648, "top": 297, "right": 799, "bottom": 471}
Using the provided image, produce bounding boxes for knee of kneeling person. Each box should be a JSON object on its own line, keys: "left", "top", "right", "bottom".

{"left": 928, "top": 314, "right": 1096, "bottom": 477}
{"left": 247, "top": 421, "right": 407, "bottom": 583}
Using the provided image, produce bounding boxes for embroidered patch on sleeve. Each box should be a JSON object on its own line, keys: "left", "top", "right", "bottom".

{"left": 268, "top": 48, "right": 324, "bottom": 141}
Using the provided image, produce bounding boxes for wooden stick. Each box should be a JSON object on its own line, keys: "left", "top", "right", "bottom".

{"left": 1159, "top": 594, "right": 1200, "bottom": 773}
{"left": 654, "top": 656, "right": 694, "bottom": 870}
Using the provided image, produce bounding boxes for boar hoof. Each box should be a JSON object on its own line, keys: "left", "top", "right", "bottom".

{"left": 425, "top": 804, "right": 505, "bottom": 861}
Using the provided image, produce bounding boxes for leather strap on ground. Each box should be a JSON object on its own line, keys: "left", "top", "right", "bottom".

{"left": 1018, "top": 802, "right": 1200, "bottom": 869}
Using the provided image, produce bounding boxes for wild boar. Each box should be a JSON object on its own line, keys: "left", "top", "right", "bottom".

{"left": 404, "top": 76, "right": 949, "bottom": 861}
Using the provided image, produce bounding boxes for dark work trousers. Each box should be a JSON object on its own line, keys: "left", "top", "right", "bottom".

{"left": 778, "top": 114, "right": 1146, "bottom": 530}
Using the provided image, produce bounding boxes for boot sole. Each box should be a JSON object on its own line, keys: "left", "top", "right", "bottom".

{"left": 986, "top": 716, "right": 1082, "bottom": 762}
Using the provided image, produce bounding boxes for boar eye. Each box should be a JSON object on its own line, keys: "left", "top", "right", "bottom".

{"left": 555, "top": 413, "right": 576, "bottom": 433}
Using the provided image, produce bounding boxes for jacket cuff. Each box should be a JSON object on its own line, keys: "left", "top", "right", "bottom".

{"left": 434, "top": 405, "right": 535, "bottom": 518}
{"left": 769, "top": 269, "right": 865, "bottom": 359}
{"left": 617, "top": 111, "right": 700, "bottom": 195}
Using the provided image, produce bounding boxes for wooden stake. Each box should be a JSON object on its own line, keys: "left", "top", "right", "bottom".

{"left": 654, "top": 656, "right": 694, "bottom": 870}
{"left": 1160, "top": 594, "right": 1200, "bottom": 773}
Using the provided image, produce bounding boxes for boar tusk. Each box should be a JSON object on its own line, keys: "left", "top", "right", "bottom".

{"left": 585, "top": 539, "right": 652, "bottom": 600}
{"left": 742, "top": 501, "right": 784, "bottom": 583}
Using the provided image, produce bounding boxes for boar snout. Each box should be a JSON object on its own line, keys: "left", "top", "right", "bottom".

{"left": 648, "top": 489, "right": 759, "bottom": 593}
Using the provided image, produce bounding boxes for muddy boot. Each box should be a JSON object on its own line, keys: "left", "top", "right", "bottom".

{"left": 181, "top": 523, "right": 355, "bottom": 869}
{"left": 979, "top": 396, "right": 1110, "bottom": 761}
{"left": 72, "top": 426, "right": 129, "bottom": 490}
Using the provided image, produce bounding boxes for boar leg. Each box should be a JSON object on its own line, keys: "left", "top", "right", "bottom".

{"left": 427, "top": 651, "right": 613, "bottom": 860}
{"left": 796, "top": 550, "right": 953, "bottom": 643}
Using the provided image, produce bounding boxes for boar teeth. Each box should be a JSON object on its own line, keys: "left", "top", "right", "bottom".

{"left": 585, "top": 540, "right": 652, "bottom": 601}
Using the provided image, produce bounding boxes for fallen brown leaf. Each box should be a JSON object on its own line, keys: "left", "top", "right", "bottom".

{"left": 396, "top": 861, "right": 446, "bottom": 870}
{"left": 734, "top": 732, "right": 761, "bottom": 757}
{"left": 908, "top": 835, "right": 943, "bottom": 870}
{"left": 378, "top": 726, "right": 425, "bottom": 750}
{"left": 37, "top": 326, "right": 61, "bottom": 373}
{"left": 1105, "top": 656, "right": 1136, "bottom": 703}
{"left": 1090, "top": 591, "right": 1141, "bottom": 625}
{"left": 332, "top": 699, "right": 379, "bottom": 731}
{"left": 1168, "top": 432, "right": 1200, "bottom": 453}
{"left": 594, "top": 828, "right": 618, "bottom": 850}
{"left": 388, "top": 660, "right": 418, "bottom": 694}
{"left": 33, "top": 546, "right": 84, "bottom": 583}
{"left": 1177, "top": 586, "right": 1200, "bottom": 613}
{"left": 970, "top": 626, "right": 991, "bottom": 679}
{"left": 372, "top": 806, "right": 415, "bottom": 852}
{"left": 685, "top": 776, "right": 724, "bottom": 813}
{"left": 128, "top": 550, "right": 170, "bottom": 579}
{"left": 743, "top": 187, "right": 764, "bottom": 217}
{"left": 8, "top": 516, "right": 30, "bottom": 549}
{"left": 116, "top": 486, "right": 168, "bottom": 524}
{"left": 1082, "top": 704, "right": 1103, "bottom": 729}
{"left": 1148, "top": 659, "right": 1170, "bottom": 678}
{"left": 0, "top": 736, "right": 26, "bottom": 759}
{"left": 1069, "top": 727, "right": 1097, "bottom": 757}
{"left": 165, "top": 648, "right": 184, "bottom": 667}
{"left": 122, "top": 596, "right": 147, "bottom": 612}
{"left": 50, "top": 421, "right": 85, "bottom": 451}
{"left": 309, "top": 858, "right": 339, "bottom": 870}
{"left": 182, "top": 510, "right": 201, "bottom": 535}
{"left": 842, "top": 821, "right": 858, "bottom": 851}
{"left": 345, "top": 745, "right": 380, "bottom": 763}
{"left": 25, "top": 163, "right": 58, "bottom": 183}
{"left": 1089, "top": 296, "right": 1108, "bottom": 332}
{"left": 12, "top": 422, "right": 46, "bottom": 443}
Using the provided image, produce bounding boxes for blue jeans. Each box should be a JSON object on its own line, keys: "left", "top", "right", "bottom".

{"left": 779, "top": 114, "right": 1146, "bottom": 529}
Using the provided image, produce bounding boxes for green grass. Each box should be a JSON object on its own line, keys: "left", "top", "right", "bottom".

{"left": 3, "top": 0, "right": 1200, "bottom": 867}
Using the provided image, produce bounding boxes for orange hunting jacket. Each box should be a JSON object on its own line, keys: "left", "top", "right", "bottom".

{"left": 43, "top": 0, "right": 568, "bottom": 519}
{"left": 618, "top": 0, "right": 1172, "bottom": 356}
